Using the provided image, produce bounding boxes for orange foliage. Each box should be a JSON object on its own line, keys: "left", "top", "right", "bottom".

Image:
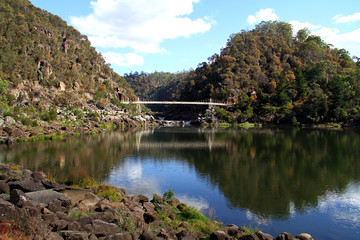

{"left": 0, "top": 221, "right": 29, "bottom": 240}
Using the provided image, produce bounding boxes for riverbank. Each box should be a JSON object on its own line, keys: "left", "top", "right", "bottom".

{"left": 0, "top": 164, "right": 314, "bottom": 240}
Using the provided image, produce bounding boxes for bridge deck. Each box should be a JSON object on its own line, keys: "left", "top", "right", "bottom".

{"left": 122, "top": 101, "right": 228, "bottom": 106}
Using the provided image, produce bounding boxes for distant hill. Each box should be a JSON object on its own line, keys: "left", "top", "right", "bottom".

{"left": 128, "top": 21, "right": 360, "bottom": 124}
{"left": 0, "top": 0, "right": 137, "bottom": 116}
{"left": 179, "top": 21, "right": 360, "bottom": 124}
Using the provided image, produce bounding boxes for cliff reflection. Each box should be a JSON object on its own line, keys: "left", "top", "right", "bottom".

{"left": 1, "top": 127, "right": 360, "bottom": 220}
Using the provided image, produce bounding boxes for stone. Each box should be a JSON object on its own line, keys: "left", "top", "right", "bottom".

{"left": 42, "top": 180, "right": 67, "bottom": 189}
{"left": 42, "top": 212, "right": 58, "bottom": 223}
{"left": 60, "top": 230, "right": 89, "bottom": 240}
{"left": 170, "top": 197, "right": 181, "bottom": 208}
{"left": 144, "top": 212, "right": 157, "bottom": 224}
{"left": 238, "top": 234, "right": 260, "bottom": 240}
{"left": 61, "top": 188, "right": 92, "bottom": 206}
{"left": 141, "top": 230, "right": 154, "bottom": 240}
{"left": 77, "top": 215, "right": 94, "bottom": 228}
{"left": 91, "top": 211, "right": 116, "bottom": 223}
{"left": 0, "top": 118, "right": 4, "bottom": 128}
{"left": 47, "top": 232, "right": 64, "bottom": 240}
{"left": 257, "top": 231, "right": 275, "bottom": 240}
{"left": 48, "top": 198, "right": 72, "bottom": 213}
{"left": 210, "top": 231, "right": 229, "bottom": 240}
{"left": 0, "top": 174, "right": 9, "bottom": 181}
{"left": 176, "top": 229, "right": 197, "bottom": 240}
{"left": 51, "top": 219, "right": 69, "bottom": 231}
{"left": 59, "top": 81, "right": 66, "bottom": 91}
{"left": 10, "top": 189, "right": 33, "bottom": 207}
{"left": 0, "top": 182, "right": 9, "bottom": 194}
{"left": 107, "top": 232, "right": 133, "bottom": 240}
{"left": 4, "top": 116, "right": 16, "bottom": 125}
{"left": 26, "top": 189, "right": 68, "bottom": 204}
{"left": 143, "top": 202, "right": 155, "bottom": 213}
{"left": 227, "top": 224, "right": 240, "bottom": 236}
{"left": 8, "top": 180, "right": 46, "bottom": 192}
{"left": 138, "top": 194, "right": 149, "bottom": 203}
{"left": 276, "top": 232, "right": 295, "bottom": 240}
{"left": 76, "top": 192, "right": 101, "bottom": 211}
{"left": 91, "top": 219, "right": 119, "bottom": 236}
{"left": 0, "top": 193, "right": 10, "bottom": 201}
{"left": 0, "top": 199, "right": 30, "bottom": 233}
{"left": 31, "top": 171, "right": 46, "bottom": 181}
{"left": 296, "top": 233, "right": 313, "bottom": 240}
{"left": 56, "top": 211, "right": 77, "bottom": 222}
{"left": 68, "top": 221, "right": 81, "bottom": 231}
{"left": 24, "top": 205, "right": 41, "bottom": 218}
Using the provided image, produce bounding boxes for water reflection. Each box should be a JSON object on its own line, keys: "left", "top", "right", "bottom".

{"left": 1, "top": 127, "right": 360, "bottom": 239}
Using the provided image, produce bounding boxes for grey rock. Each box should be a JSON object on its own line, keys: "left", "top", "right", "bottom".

{"left": 10, "top": 189, "right": 33, "bottom": 207}
{"left": 4, "top": 116, "right": 16, "bottom": 125}
{"left": 8, "top": 180, "right": 46, "bottom": 192}
{"left": 0, "top": 118, "right": 4, "bottom": 128}
{"left": 31, "top": 171, "right": 46, "bottom": 181}
{"left": 276, "top": 232, "right": 295, "bottom": 240}
{"left": 51, "top": 219, "right": 69, "bottom": 231}
{"left": 91, "top": 219, "right": 119, "bottom": 236}
{"left": 106, "top": 232, "right": 132, "bottom": 240}
{"left": 296, "top": 233, "right": 313, "bottom": 240}
{"left": 0, "top": 181, "right": 9, "bottom": 194}
{"left": 0, "top": 199, "right": 30, "bottom": 233}
{"left": 47, "top": 232, "right": 64, "bottom": 240}
{"left": 210, "top": 231, "right": 229, "bottom": 240}
{"left": 257, "top": 231, "right": 275, "bottom": 240}
{"left": 26, "top": 189, "right": 68, "bottom": 205}
{"left": 60, "top": 230, "right": 89, "bottom": 240}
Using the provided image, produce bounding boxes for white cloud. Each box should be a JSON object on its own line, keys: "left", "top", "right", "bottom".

{"left": 288, "top": 20, "right": 321, "bottom": 35}
{"left": 247, "top": 8, "right": 279, "bottom": 25}
{"left": 289, "top": 20, "right": 360, "bottom": 57}
{"left": 333, "top": 12, "right": 360, "bottom": 23}
{"left": 70, "top": 0, "right": 212, "bottom": 55}
{"left": 103, "top": 52, "right": 144, "bottom": 67}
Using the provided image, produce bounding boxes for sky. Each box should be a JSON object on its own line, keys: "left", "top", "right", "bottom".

{"left": 29, "top": 0, "right": 360, "bottom": 75}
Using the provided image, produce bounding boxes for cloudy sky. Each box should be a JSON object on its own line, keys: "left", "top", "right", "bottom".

{"left": 30, "top": 0, "right": 360, "bottom": 75}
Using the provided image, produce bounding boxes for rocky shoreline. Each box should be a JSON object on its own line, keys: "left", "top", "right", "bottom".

{"left": 0, "top": 164, "right": 314, "bottom": 240}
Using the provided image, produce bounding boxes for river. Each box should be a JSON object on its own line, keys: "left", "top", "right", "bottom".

{"left": 1, "top": 127, "right": 360, "bottom": 239}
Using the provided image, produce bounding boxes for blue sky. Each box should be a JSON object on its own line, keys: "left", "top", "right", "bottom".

{"left": 29, "top": 0, "right": 360, "bottom": 75}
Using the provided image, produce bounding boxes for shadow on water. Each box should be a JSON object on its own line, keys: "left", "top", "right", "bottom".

{"left": 1, "top": 127, "right": 360, "bottom": 222}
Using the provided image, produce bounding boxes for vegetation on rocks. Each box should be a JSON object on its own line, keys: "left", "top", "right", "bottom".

{"left": 0, "top": 0, "right": 150, "bottom": 143}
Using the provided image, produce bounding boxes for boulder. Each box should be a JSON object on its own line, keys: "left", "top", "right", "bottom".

{"left": 138, "top": 194, "right": 149, "bottom": 203}
{"left": 296, "top": 233, "right": 313, "bottom": 240}
{"left": 91, "top": 219, "right": 119, "bottom": 236}
{"left": 141, "top": 230, "right": 155, "bottom": 240}
{"left": 0, "top": 182, "right": 10, "bottom": 194}
{"left": 0, "top": 199, "right": 30, "bottom": 233}
{"left": 176, "top": 229, "right": 197, "bottom": 240}
{"left": 60, "top": 188, "right": 92, "bottom": 206}
{"left": 144, "top": 212, "right": 158, "bottom": 224}
{"left": 10, "top": 189, "right": 34, "bottom": 207}
{"left": 51, "top": 219, "right": 69, "bottom": 231}
{"left": 257, "top": 231, "right": 275, "bottom": 240}
{"left": 4, "top": 116, "right": 16, "bottom": 125}
{"left": 0, "top": 118, "right": 4, "bottom": 128}
{"left": 143, "top": 202, "right": 155, "bottom": 213}
{"left": 31, "top": 171, "right": 46, "bottom": 182}
{"left": 107, "top": 232, "right": 133, "bottom": 240}
{"left": 26, "top": 189, "right": 68, "bottom": 204}
{"left": 276, "top": 232, "right": 295, "bottom": 240}
{"left": 8, "top": 180, "right": 46, "bottom": 192}
{"left": 60, "top": 230, "right": 89, "bottom": 240}
{"left": 47, "top": 232, "right": 64, "bottom": 240}
{"left": 226, "top": 224, "right": 240, "bottom": 236}
{"left": 210, "top": 231, "right": 229, "bottom": 240}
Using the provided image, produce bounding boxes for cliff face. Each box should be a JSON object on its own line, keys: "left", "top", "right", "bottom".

{"left": 0, "top": 0, "right": 136, "bottom": 115}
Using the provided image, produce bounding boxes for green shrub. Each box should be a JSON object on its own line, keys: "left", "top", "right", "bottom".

{"left": 163, "top": 189, "right": 175, "bottom": 201}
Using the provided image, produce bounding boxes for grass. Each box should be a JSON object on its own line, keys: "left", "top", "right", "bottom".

{"left": 0, "top": 221, "right": 29, "bottom": 240}
{"left": 96, "top": 185, "right": 124, "bottom": 202}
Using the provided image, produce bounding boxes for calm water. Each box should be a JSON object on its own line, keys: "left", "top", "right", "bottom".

{"left": 1, "top": 127, "right": 360, "bottom": 239}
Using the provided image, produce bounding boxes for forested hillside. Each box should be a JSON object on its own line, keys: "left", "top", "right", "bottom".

{"left": 180, "top": 21, "right": 360, "bottom": 124}
{"left": 0, "top": 0, "right": 136, "bottom": 117}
